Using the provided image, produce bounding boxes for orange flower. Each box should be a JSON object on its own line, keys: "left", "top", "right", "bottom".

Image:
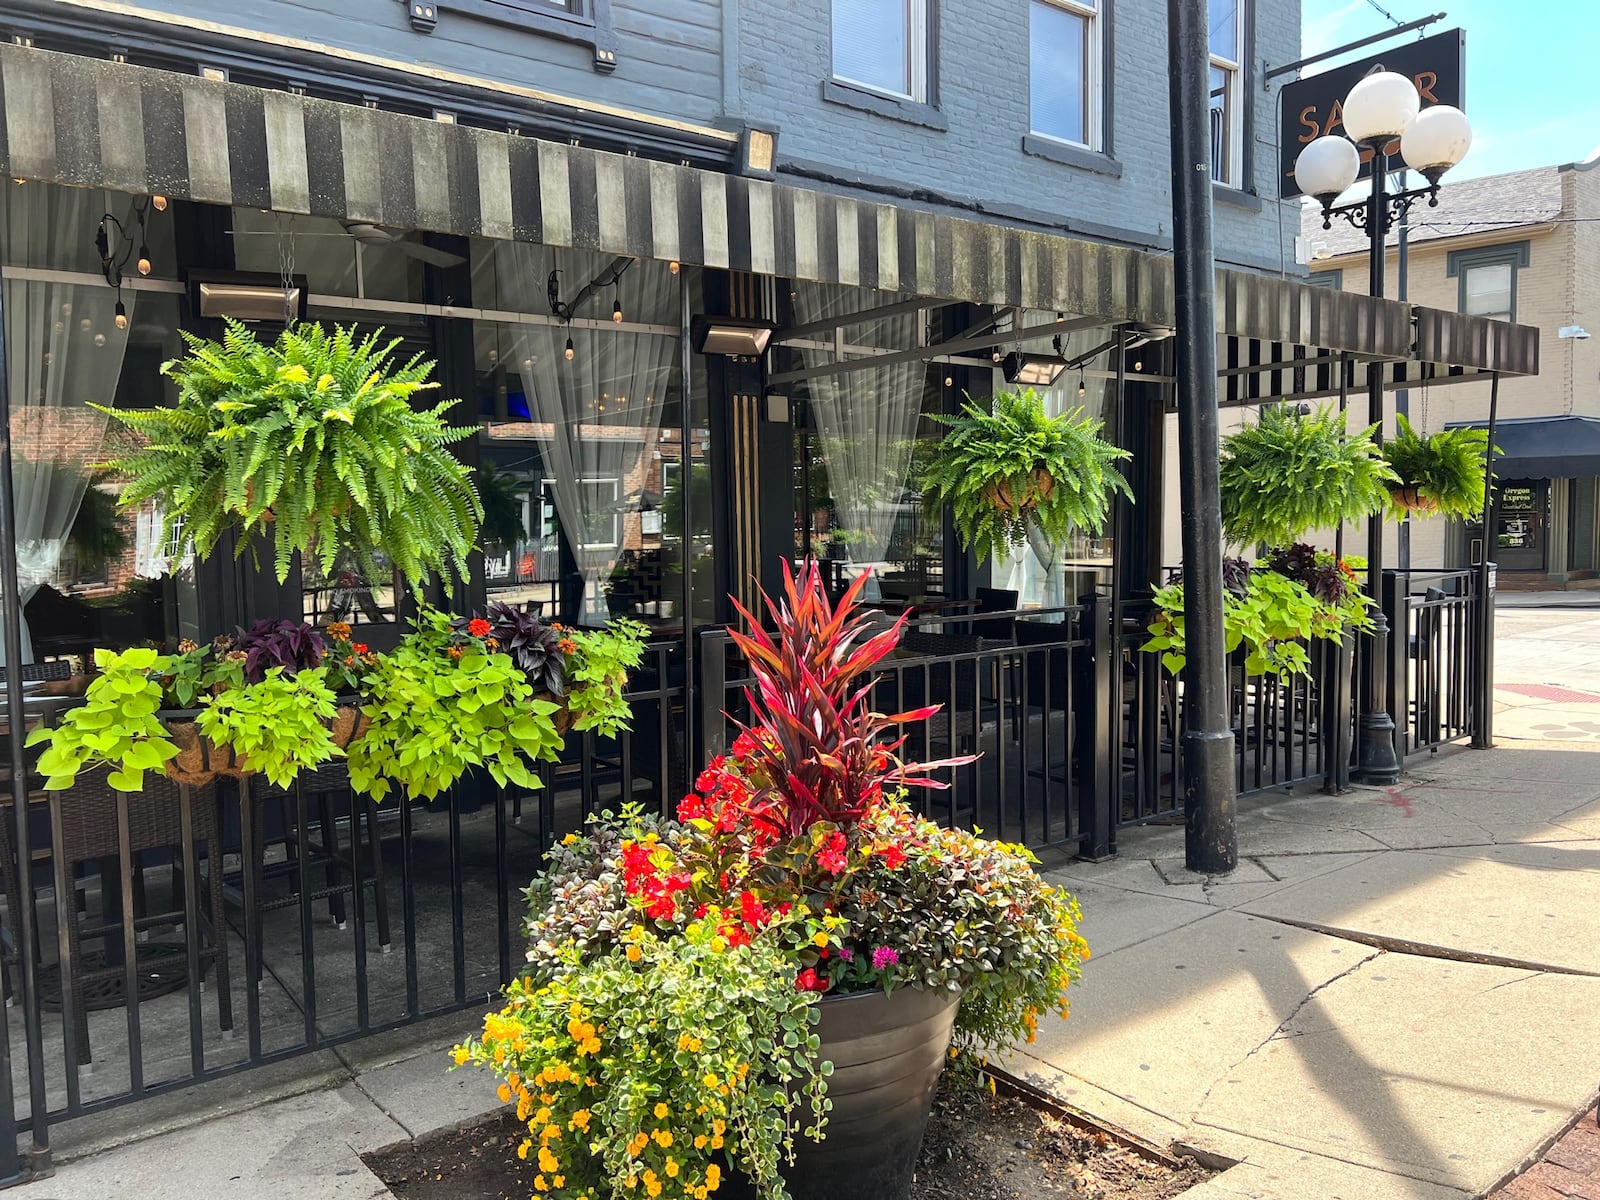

{"left": 327, "top": 621, "right": 352, "bottom": 641}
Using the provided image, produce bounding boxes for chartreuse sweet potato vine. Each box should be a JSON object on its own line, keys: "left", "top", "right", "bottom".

{"left": 95, "top": 320, "right": 482, "bottom": 589}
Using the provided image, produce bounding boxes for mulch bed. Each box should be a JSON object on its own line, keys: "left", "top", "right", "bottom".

{"left": 366, "top": 1081, "right": 1212, "bottom": 1200}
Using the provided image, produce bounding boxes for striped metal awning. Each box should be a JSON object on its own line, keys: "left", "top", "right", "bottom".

{"left": 0, "top": 42, "right": 1538, "bottom": 380}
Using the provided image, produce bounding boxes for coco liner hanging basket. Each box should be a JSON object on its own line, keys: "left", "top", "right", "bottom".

{"left": 980, "top": 467, "right": 1057, "bottom": 515}
{"left": 718, "top": 987, "right": 962, "bottom": 1200}
{"left": 161, "top": 714, "right": 246, "bottom": 784}
{"left": 1388, "top": 485, "right": 1442, "bottom": 515}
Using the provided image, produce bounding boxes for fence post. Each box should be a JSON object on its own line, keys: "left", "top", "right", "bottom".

{"left": 1383, "top": 573, "right": 1409, "bottom": 772}
{"left": 1471, "top": 566, "right": 1496, "bottom": 749}
{"left": 698, "top": 629, "right": 730, "bottom": 763}
{"left": 1324, "top": 633, "right": 1354, "bottom": 793}
{"left": 1076, "top": 595, "right": 1115, "bottom": 860}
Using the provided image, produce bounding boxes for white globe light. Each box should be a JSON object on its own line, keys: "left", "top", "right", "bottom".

{"left": 1295, "top": 136, "right": 1361, "bottom": 202}
{"left": 1400, "top": 104, "right": 1472, "bottom": 181}
{"left": 1341, "top": 69, "right": 1421, "bottom": 145}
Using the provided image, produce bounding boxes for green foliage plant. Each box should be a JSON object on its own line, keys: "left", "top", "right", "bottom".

{"left": 27, "top": 647, "right": 178, "bottom": 792}
{"left": 1380, "top": 415, "right": 1493, "bottom": 520}
{"left": 346, "top": 606, "right": 564, "bottom": 801}
{"left": 565, "top": 618, "right": 650, "bottom": 738}
{"left": 1143, "top": 557, "right": 1370, "bottom": 679}
{"left": 1219, "top": 405, "right": 1396, "bottom": 547}
{"left": 918, "top": 389, "right": 1131, "bottom": 565}
{"left": 95, "top": 320, "right": 483, "bottom": 589}
{"left": 195, "top": 666, "right": 340, "bottom": 790}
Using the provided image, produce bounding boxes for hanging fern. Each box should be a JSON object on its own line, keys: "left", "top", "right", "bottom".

{"left": 94, "top": 321, "right": 483, "bottom": 590}
{"left": 918, "top": 389, "right": 1131, "bottom": 565}
{"left": 1380, "top": 416, "right": 1492, "bottom": 520}
{"left": 1218, "top": 404, "right": 1395, "bottom": 548}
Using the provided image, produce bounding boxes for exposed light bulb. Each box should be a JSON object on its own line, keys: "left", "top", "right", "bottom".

{"left": 669, "top": 260, "right": 680, "bottom": 275}
{"left": 991, "top": 349, "right": 1002, "bottom": 364}
{"left": 944, "top": 375, "right": 953, "bottom": 387}
{"left": 612, "top": 299, "right": 623, "bottom": 323}
{"left": 137, "top": 245, "right": 152, "bottom": 276}
{"left": 1134, "top": 359, "right": 1143, "bottom": 372}
{"left": 151, "top": 194, "right": 168, "bottom": 212}
{"left": 564, "top": 337, "right": 575, "bottom": 361}
{"left": 93, "top": 332, "right": 107, "bottom": 347}
{"left": 114, "top": 300, "right": 128, "bottom": 330}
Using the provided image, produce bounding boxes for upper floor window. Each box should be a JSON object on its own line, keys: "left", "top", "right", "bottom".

{"left": 1448, "top": 241, "right": 1530, "bottom": 324}
{"left": 832, "top": 0, "right": 930, "bottom": 102}
{"left": 1209, "top": 0, "right": 1243, "bottom": 186}
{"left": 1030, "top": 0, "right": 1100, "bottom": 150}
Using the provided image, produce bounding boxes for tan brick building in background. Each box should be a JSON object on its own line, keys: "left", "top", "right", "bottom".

{"left": 1304, "top": 156, "right": 1600, "bottom": 587}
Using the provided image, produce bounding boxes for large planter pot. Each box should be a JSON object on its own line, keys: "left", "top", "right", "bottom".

{"left": 725, "top": 985, "right": 960, "bottom": 1200}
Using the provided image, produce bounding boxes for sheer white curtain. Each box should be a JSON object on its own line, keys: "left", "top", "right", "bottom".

{"left": 793, "top": 283, "right": 929, "bottom": 598}
{"left": 3, "top": 185, "right": 134, "bottom": 662}
{"left": 490, "top": 245, "right": 677, "bottom": 621}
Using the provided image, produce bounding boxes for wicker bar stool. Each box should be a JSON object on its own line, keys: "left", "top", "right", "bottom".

{"left": 7, "top": 769, "right": 234, "bottom": 1067}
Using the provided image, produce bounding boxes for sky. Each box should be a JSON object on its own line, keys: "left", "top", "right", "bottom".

{"left": 1300, "top": 0, "right": 1599, "bottom": 179}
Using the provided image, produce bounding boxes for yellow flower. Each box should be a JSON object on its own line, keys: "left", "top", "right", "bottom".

{"left": 451, "top": 1046, "right": 469, "bottom": 1065}
{"left": 539, "top": 1146, "right": 560, "bottom": 1174}
{"left": 534, "top": 1176, "right": 548, "bottom": 1193}
{"left": 812, "top": 932, "right": 829, "bottom": 948}
{"left": 517, "top": 1140, "right": 531, "bottom": 1160}
{"left": 562, "top": 833, "right": 580, "bottom": 846}
{"left": 627, "top": 945, "right": 643, "bottom": 963}
{"left": 553, "top": 1177, "right": 564, "bottom": 1190}
{"left": 570, "top": 1109, "right": 592, "bottom": 1132}
{"left": 710, "top": 937, "right": 727, "bottom": 954}
{"left": 702, "top": 1074, "right": 719, "bottom": 1089}
{"left": 665, "top": 1159, "right": 680, "bottom": 1178}
{"left": 654, "top": 1102, "right": 670, "bottom": 1119}
{"left": 653, "top": 1129, "right": 673, "bottom": 1148}
{"left": 694, "top": 1135, "right": 708, "bottom": 1150}
{"left": 497, "top": 1084, "right": 512, "bottom": 1103}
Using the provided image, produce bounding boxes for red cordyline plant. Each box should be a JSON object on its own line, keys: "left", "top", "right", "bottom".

{"left": 723, "top": 559, "right": 969, "bottom": 840}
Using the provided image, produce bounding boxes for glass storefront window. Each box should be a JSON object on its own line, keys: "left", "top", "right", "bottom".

{"left": 470, "top": 246, "right": 701, "bottom": 629}
{"left": 0, "top": 180, "right": 197, "bottom": 665}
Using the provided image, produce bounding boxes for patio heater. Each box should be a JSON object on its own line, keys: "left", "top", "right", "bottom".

{"left": 1296, "top": 70, "right": 1473, "bottom": 785}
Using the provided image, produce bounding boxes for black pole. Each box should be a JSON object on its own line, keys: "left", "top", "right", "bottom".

{"left": 1472, "top": 372, "right": 1499, "bottom": 749}
{"left": 1352, "top": 149, "right": 1403, "bottom": 786}
{"left": 0, "top": 273, "right": 49, "bottom": 1180}
{"left": 678, "top": 269, "right": 696, "bottom": 765}
{"left": 1395, "top": 197, "right": 1410, "bottom": 572}
{"left": 1168, "top": 0, "right": 1236, "bottom": 874}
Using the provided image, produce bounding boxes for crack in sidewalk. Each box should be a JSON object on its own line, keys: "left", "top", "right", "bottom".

{"left": 1239, "top": 913, "right": 1600, "bottom": 978}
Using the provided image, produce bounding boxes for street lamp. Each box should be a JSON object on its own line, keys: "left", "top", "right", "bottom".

{"left": 1295, "top": 69, "right": 1472, "bottom": 786}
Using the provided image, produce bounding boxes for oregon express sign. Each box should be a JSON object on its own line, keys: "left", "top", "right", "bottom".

{"left": 1280, "top": 29, "right": 1465, "bottom": 199}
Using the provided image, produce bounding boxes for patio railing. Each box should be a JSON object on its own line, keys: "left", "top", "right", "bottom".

{"left": 0, "top": 575, "right": 1491, "bottom": 1157}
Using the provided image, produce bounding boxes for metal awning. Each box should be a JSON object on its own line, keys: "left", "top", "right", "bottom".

{"left": 1447, "top": 416, "right": 1600, "bottom": 479}
{"left": 0, "top": 42, "right": 1539, "bottom": 381}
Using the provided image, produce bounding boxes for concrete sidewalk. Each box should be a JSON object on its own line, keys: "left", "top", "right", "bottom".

{"left": 1010, "top": 741, "right": 1600, "bottom": 1200}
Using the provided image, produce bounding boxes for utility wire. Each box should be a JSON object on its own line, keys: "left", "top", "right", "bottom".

{"left": 1362, "top": 0, "right": 1410, "bottom": 28}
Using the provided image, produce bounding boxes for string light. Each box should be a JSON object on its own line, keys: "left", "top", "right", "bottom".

{"left": 114, "top": 297, "right": 128, "bottom": 331}
{"left": 669, "top": 260, "right": 680, "bottom": 275}
{"left": 612, "top": 292, "right": 623, "bottom": 324}
{"left": 151, "top": 194, "right": 168, "bottom": 212}
{"left": 137, "top": 242, "right": 152, "bottom": 276}
{"left": 564, "top": 336, "right": 575, "bottom": 361}
{"left": 1077, "top": 369, "right": 1086, "bottom": 399}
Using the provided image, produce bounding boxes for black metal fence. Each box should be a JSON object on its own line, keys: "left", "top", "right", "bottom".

{"left": 0, "top": 574, "right": 1490, "bottom": 1164}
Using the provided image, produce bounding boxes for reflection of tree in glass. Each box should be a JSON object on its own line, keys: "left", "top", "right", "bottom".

{"left": 477, "top": 460, "right": 529, "bottom": 548}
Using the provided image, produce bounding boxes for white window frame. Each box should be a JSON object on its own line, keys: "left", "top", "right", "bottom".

{"left": 580, "top": 477, "right": 622, "bottom": 551}
{"left": 1209, "top": 0, "right": 1244, "bottom": 187}
{"left": 831, "top": 0, "right": 930, "bottom": 104}
{"left": 1028, "top": 0, "right": 1102, "bottom": 152}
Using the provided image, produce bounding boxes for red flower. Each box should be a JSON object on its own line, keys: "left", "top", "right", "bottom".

{"left": 817, "top": 831, "right": 849, "bottom": 875}
{"left": 467, "top": 618, "right": 493, "bottom": 638}
{"left": 350, "top": 642, "right": 369, "bottom": 656}
{"left": 877, "top": 843, "right": 907, "bottom": 870}
{"left": 795, "top": 968, "right": 820, "bottom": 992}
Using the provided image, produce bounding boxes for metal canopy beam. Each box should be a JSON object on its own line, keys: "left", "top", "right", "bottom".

{"left": 772, "top": 297, "right": 945, "bottom": 345}
{"left": 768, "top": 314, "right": 1105, "bottom": 386}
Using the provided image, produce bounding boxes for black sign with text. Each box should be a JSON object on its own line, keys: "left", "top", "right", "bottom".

{"left": 1279, "top": 29, "right": 1466, "bottom": 199}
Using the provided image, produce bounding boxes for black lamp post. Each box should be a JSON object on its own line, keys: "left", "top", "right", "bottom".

{"left": 1296, "top": 69, "right": 1473, "bottom": 785}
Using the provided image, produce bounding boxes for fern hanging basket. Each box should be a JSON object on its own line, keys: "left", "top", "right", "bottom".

{"left": 1380, "top": 416, "right": 1493, "bottom": 521}
{"left": 919, "top": 389, "right": 1130, "bottom": 565}
{"left": 95, "top": 320, "right": 484, "bottom": 590}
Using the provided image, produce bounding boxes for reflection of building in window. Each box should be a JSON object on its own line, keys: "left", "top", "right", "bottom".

{"left": 832, "top": 0, "right": 930, "bottom": 102}
{"left": 580, "top": 477, "right": 621, "bottom": 549}
{"left": 1029, "top": 0, "right": 1100, "bottom": 150}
